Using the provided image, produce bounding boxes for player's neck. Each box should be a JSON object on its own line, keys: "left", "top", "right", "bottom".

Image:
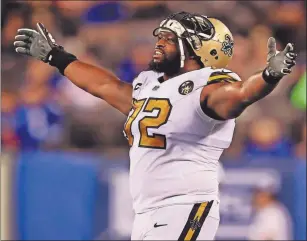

{"left": 163, "top": 59, "right": 201, "bottom": 81}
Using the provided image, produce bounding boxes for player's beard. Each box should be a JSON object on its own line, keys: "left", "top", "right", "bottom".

{"left": 148, "top": 52, "right": 181, "bottom": 76}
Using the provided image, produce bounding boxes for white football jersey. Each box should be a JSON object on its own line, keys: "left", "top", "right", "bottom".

{"left": 123, "top": 67, "right": 241, "bottom": 214}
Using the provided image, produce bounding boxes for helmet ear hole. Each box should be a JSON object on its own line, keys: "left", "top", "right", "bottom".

{"left": 210, "top": 49, "right": 219, "bottom": 60}
{"left": 210, "top": 49, "right": 217, "bottom": 56}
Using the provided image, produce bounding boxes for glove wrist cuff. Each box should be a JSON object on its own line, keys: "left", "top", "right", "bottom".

{"left": 47, "top": 47, "right": 77, "bottom": 75}
{"left": 262, "top": 68, "right": 282, "bottom": 85}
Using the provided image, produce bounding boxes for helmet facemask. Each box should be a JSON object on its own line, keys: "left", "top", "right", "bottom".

{"left": 153, "top": 12, "right": 215, "bottom": 68}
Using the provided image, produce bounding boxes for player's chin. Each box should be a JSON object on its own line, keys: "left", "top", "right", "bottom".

{"left": 152, "top": 55, "right": 165, "bottom": 63}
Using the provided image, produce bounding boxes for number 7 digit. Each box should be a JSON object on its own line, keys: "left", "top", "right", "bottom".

{"left": 123, "top": 98, "right": 172, "bottom": 149}
{"left": 123, "top": 98, "right": 146, "bottom": 146}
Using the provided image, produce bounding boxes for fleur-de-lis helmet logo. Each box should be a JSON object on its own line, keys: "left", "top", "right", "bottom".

{"left": 221, "top": 34, "right": 234, "bottom": 57}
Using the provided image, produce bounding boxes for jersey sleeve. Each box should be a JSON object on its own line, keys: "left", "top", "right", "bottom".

{"left": 207, "top": 69, "right": 242, "bottom": 85}
{"left": 192, "top": 68, "right": 242, "bottom": 123}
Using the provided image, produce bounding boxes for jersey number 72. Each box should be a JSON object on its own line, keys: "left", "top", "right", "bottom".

{"left": 123, "top": 98, "right": 172, "bottom": 149}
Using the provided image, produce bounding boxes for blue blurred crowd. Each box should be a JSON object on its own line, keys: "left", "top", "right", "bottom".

{"left": 1, "top": 0, "right": 306, "bottom": 161}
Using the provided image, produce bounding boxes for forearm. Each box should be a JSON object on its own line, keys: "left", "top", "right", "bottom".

{"left": 239, "top": 72, "right": 278, "bottom": 106}
{"left": 205, "top": 72, "right": 280, "bottom": 119}
{"left": 64, "top": 60, "right": 122, "bottom": 96}
{"left": 47, "top": 47, "right": 124, "bottom": 96}
{"left": 63, "top": 60, "right": 133, "bottom": 115}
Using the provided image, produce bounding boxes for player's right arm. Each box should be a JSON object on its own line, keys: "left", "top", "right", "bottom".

{"left": 13, "top": 23, "right": 133, "bottom": 116}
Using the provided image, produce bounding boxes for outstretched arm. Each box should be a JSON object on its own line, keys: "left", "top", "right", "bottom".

{"left": 201, "top": 38, "right": 297, "bottom": 120}
{"left": 63, "top": 61, "right": 132, "bottom": 115}
{"left": 14, "top": 23, "right": 132, "bottom": 115}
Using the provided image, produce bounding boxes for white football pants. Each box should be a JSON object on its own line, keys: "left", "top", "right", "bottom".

{"left": 131, "top": 200, "right": 220, "bottom": 240}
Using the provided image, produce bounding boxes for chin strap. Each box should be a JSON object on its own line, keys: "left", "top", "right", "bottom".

{"left": 178, "top": 38, "right": 185, "bottom": 68}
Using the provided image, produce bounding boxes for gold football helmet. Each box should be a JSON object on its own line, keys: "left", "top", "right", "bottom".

{"left": 153, "top": 12, "right": 234, "bottom": 69}
{"left": 195, "top": 18, "right": 234, "bottom": 69}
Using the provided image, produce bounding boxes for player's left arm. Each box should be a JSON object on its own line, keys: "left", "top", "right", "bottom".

{"left": 200, "top": 37, "right": 297, "bottom": 120}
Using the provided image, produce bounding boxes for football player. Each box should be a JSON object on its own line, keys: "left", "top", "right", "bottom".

{"left": 14, "top": 12, "right": 297, "bottom": 240}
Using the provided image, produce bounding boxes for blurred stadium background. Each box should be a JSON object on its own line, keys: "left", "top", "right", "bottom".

{"left": 1, "top": 0, "right": 306, "bottom": 240}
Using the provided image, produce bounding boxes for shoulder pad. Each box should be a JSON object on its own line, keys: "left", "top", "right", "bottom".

{"left": 207, "top": 69, "right": 241, "bottom": 85}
